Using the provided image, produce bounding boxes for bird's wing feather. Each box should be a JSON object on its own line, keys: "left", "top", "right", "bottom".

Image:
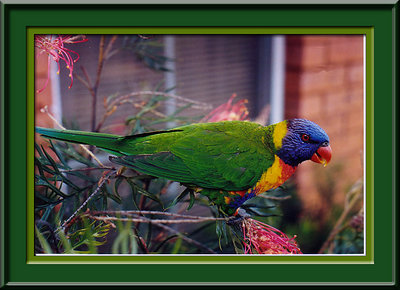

{"left": 113, "top": 122, "right": 275, "bottom": 191}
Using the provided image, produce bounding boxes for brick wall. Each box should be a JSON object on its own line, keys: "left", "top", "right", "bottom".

{"left": 35, "top": 53, "right": 55, "bottom": 147}
{"left": 285, "top": 35, "right": 364, "bottom": 218}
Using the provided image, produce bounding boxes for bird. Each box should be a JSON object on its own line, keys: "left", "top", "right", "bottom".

{"left": 36, "top": 119, "right": 331, "bottom": 216}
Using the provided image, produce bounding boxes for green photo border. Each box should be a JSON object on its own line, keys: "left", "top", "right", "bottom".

{"left": 27, "top": 27, "right": 373, "bottom": 265}
{"left": 2, "top": 3, "right": 396, "bottom": 286}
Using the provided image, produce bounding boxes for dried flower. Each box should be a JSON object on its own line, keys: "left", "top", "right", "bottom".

{"left": 35, "top": 35, "right": 88, "bottom": 93}
{"left": 241, "top": 218, "right": 302, "bottom": 254}
{"left": 201, "top": 93, "right": 249, "bottom": 122}
{"left": 349, "top": 212, "right": 364, "bottom": 232}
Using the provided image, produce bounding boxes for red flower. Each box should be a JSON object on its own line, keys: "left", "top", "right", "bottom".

{"left": 241, "top": 218, "right": 302, "bottom": 254}
{"left": 201, "top": 93, "right": 249, "bottom": 122}
{"left": 35, "top": 35, "right": 88, "bottom": 93}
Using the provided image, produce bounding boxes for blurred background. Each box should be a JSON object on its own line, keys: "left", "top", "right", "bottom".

{"left": 35, "top": 34, "right": 364, "bottom": 254}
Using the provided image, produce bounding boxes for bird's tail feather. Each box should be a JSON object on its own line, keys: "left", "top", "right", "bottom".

{"left": 35, "top": 127, "right": 123, "bottom": 155}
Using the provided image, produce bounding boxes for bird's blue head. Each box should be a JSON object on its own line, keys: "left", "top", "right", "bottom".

{"left": 276, "top": 118, "right": 332, "bottom": 167}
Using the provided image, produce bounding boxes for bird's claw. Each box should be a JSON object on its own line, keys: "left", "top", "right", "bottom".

{"left": 226, "top": 208, "right": 250, "bottom": 225}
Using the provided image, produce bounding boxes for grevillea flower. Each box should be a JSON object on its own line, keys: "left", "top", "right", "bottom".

{"left": 241, "top": 218, "right": 302, "bottom": 254}
{"left": 35, "top": 35, "right": 88, "bottom": 93}
{"left": 201, "top": 93, "right": 249, "bottom": 122}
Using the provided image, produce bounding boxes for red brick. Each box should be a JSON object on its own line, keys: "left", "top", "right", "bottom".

{"left": 322, "top": 118, "right": 342, "bottom": 141}
{"left": 324, "top": 88, "right": 348, "bottom": 117}
{"left": 348, "top": 112, "right": 364, "bottom": 135}
{"left": 302, "top": 35, "right": 330, "bottom": 46}
{"left": 299, "top": 66, "right": 346, "bottom": 94}
{"left": 347, "top": 85, "right": 364, "bottom": 105}
{"left": 299, "top": 69, "right": 328, "bottom": 93}
{"left": 301, "top": 44, "right": 328, "bottom": 69}
{"left": 35, "top": 52, "right": 54, "bottom": 128}
{"left": 298, "top": 93, "right": 323, "bottom": 117}
{"left": 35, "top": 53, "right": 49, "bottom": 75}
{"left": 328, "top": 37, "right": 364, "bottom": 64}
{"left": 348, "top": 64, "right": 364, "bottom": 84}
{"left": 328, "top": 35, "right": 361, "bottom": 45}
{"left": 325, "top": 66, "right": 347, "bottom": 88}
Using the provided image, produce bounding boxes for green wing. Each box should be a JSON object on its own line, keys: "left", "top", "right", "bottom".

{"left": 112, "top": 121, "right": 275, "bottom": 191}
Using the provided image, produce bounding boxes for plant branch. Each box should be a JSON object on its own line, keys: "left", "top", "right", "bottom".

{"left": 259, "top": 195, "right": 292, "bottom": 201}
{"left": 60, "top": 167, "right": 114, "bottom": 173}
{"left": 108, "top": 91, "right": 212, "bottom": 111}
{"left": 78, "top": 66, "right": 95, "bottom": 95}
{"left": 88, "top": 35, "right": 118, "bottom": 132}
{"left": 85, "top": 216, "right": 227, "bottom": 224}
{"left": 318, "top": 180, "right": 363, "bottom": 254}
{"left": 57, "top": 170, "right": 116, "bottom": 233}
{"left": 87, "top": 210, "right": 229, "bottom": 223}
{"left": 84, "top": 211, "right": 219, "bottom": 254}
{"left": 96, "top": 90, "right": 213, "bottom": 132}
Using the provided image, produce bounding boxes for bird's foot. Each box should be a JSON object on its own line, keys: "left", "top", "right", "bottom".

{"left": 226, "top": 208, "right": 250, "bottom": 226}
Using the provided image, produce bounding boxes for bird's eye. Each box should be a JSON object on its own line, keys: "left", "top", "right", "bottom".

{"left": 301, "top": 134, "right": 310, "bottom": 142}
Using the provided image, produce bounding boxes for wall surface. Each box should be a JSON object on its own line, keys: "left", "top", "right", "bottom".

{"left": 285, "top": 35, "right": 364, "bottom": 219}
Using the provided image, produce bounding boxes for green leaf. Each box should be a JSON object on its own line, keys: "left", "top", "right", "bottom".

{"left": 58, "top": 229, "right": 74, "bottom": 254}
{"left": 35, "top": 226, "right": 53, "bottom": 254}
{"left": 187, "top": 190, "right": 195, "bottom": 211}
{"left": 171, "top": 237, "right": 182, "bottom": 254}
{"left": 35, "top": 142, "right": 47, "bottom": 161}
{"left": 114, "top": 176, "right": 124, "bottom": 198}
{"left": 35, "top": 175, "right": 70, "bottom": 198}
{"left": 126, "top": 178, "right": 163, "bottom": 208}
{"left": 166, "top": 188, "right": 190, "bottom": 209}
{"left": 152, "top": 235, "right": 178, "bottom": 253}
{"left": 56, "top": 143, "right": 96, "bottom": 167}
{"left": 216, "top": 219, "right": 229, "bottom": 250}
{"left": 49, "top": 140, "right": 69, "bottom": 169}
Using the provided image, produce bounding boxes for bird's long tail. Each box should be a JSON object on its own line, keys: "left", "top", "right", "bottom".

{"left": 35, "top": 127, "right": 124, "bottom": 155}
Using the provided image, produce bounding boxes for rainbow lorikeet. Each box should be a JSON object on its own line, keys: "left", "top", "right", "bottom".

{"left": 36, "top": 119, "right": 331, "bottom": 216}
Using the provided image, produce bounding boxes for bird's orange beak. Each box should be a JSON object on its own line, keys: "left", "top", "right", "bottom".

{"left": 311, "top": 145, "right": 332, "bottom": 167}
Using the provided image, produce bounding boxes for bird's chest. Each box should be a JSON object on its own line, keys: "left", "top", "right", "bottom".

{"left": 251, "top": 155, "right": 296, "bottom": 194}
{"left": 225, "top": 155, "right": 296, "bottom": 207}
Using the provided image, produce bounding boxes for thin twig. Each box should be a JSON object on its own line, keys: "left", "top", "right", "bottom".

{"left": 104, "top": 35, "right": 118, "bottom": 61}
{"left": 134, "top": 179, "right": 150, "bottom": 230}
{"left": 96, "top": 100, "right": 167, "bottom": 133}
{"left": 152, "top": 221, "right": 217, "bottom": 254}
{"left": 78, "top": 66, "right": 95, "bottom": 95}
{"left": 90, "top": 210, "right": 228, "bottom": 220}
{"left": 40, "top": 106, "right": 105, "bottom": 167}
{"left": 85, "top": 212, "right": 218, "bottom": 254}
{"left": 60, "top": 167, "right": 114, "bottom": 173}
{"left": 57, "top": 170, "right": 116, "bottom": 233}
{"left": 85, "top": 216, "right": 227, "bottom": 224}
{"left": 89, "top": 35, "right": 118, "bottom": 132}
{"left": 259, "top": 195, "right": 292, "bottom": 201}
{"left": 89, "top": 36, "right": 105, "bottom": 132}
{"left": 96, "top": 91, "right": 211, "bottom": 133}
{"left": 143, "top": 215, "right": 217, "bottom": 254}
{"left": 86, "top": 211, "right": 228, "bottom": 223}
{"left": 108, "top": 91, "right": 212, "bottom": 110}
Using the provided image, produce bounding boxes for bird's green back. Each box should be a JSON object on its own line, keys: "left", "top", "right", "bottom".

{"left": 113, "top": 121, "right": 277, "bottom": 191}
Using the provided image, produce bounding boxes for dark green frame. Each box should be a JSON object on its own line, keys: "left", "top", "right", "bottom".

{"left": 2, "top": 3, "right": 396, "bottom": 286}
